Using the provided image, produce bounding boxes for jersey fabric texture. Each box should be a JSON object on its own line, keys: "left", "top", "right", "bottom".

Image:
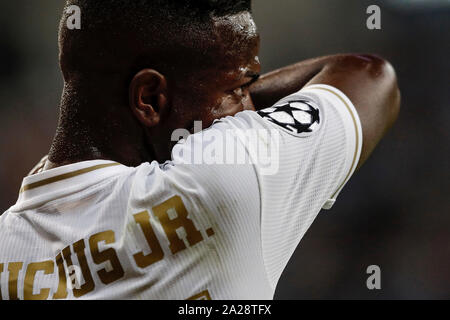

{"left": 0, "top": 84, "right": 362, "bottom": 300}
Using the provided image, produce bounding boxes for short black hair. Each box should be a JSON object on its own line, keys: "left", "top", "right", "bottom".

{"left": 59, "top": 0, "right": 254, "bottom": 82}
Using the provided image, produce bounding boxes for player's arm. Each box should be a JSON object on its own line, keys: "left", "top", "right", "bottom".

{"left": 250, "top": 54, "right": 401, "bottom": 169}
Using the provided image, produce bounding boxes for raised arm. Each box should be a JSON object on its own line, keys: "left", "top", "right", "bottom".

{"left": 250, "top": 54, "right": 401, "bottom": 168}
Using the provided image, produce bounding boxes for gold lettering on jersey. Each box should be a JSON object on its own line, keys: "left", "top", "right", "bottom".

{"left": 61, "top": 244, "right": 77, "bottom": 294}
{"left": 52, "top": 252, "right": 68, "bottom": 299}
{"left": 186, "top": 289, "right": 212, "bottom": 300}
{"left": 0, "top": 194, "right": 216, "bottom": 299}
{"left": 153, "top": 196, "right": 204, "bottom": 254}
{"left": 7, "top": 262, "right": 23, "bottom": 300}
{"left": 62, "top": 245, "right": 74, "bottom": 266}
{"left": 133, "top": 211, "right": 164, "bottom": 268}
{"left": 0, "top": 263, "right": 3, "bottom": 300}
{"left": 72, "top": 239, "right": 95, "bottom": 297}
{"left": 24, "top": 260, "right": 54, "bottom": 300}
{"left": 89, "top": 230, "right": 124, "bottom": 284}
{"left": 1, "top": 230, "right": 125, "bottom": 299}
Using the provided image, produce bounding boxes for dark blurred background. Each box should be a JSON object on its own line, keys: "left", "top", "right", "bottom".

{"left": 0, "top": 0, "right": 448, "bottom": 299}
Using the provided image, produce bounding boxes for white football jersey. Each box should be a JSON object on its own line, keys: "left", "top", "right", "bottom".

{"left": 0, "top": 84, "right": 362, "bottom": 300}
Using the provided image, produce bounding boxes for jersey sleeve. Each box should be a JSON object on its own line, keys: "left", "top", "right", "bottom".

{"left": 167, "top": 84, "right": 362, "bottom": 290}
{"left": 253, "top": 84, "right": 362, "bottom": 288}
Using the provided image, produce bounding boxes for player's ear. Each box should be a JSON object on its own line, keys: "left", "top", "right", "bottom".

{"left": 129, "top": 69, "right": 169, "bottom": 128}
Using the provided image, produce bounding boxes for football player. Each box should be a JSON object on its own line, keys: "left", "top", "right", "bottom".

{"left": 0, "top": 0, "right": 400, "bottom": 300}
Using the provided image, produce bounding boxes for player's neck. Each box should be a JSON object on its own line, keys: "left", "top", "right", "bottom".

{"left": 47, "top": 133, "right": 154, "bottom": 169}
{"left": 47, "top": 131, "right": 155, "bottom": 169}
{"left": 46, "top": 87, "right": 155, "bottom": 169}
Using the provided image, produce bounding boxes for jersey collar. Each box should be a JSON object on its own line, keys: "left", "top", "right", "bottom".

{"left": 11, "top": 160, "right": 129, "bottom": 211}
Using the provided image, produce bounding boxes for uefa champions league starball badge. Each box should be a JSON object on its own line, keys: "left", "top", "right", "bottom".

{"left": 257, "top": 100, "right": 321, "bottom": 137}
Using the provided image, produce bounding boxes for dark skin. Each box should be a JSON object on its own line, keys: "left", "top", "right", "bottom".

{"left": 251, "top": 54, "right": 401, "bottom": 169}
{"left": 44, "top": 12, "right": 400, "bottom": 171}
{"left": 130, "top": 32, "right": 262, "bottom": 163}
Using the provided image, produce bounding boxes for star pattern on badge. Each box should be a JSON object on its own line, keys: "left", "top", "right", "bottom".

{"left": 257, "top": 100, "right": 321, "bottom": 135}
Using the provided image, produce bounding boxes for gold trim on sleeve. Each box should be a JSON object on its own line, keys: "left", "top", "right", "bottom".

{"left": 306, "top": 86, "right": 361, "bottom": 199}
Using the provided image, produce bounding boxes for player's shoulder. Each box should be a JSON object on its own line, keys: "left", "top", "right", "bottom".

{"left": 127, "top": 160, "right": 176, "bottom": 196}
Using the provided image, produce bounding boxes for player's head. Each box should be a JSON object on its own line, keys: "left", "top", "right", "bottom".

{"left": 56, "top": 0, "right": 260, "bottom": 164}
